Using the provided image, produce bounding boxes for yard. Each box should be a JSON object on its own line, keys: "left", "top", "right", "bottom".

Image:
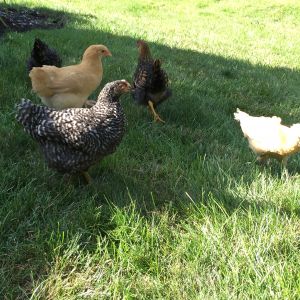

{"left": 0, "top": 0, "right": 300, "bottom": 298}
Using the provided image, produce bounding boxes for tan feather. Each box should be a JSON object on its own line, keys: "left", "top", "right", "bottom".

{"left": 29, "top": 44, "right": 112, "bottom": 109}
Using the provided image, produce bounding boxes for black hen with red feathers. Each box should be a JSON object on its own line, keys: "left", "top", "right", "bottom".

{"left": 132, "top": 40, "right": 171, "bottom": 123}
{"left": 27, "top": 38, "right": 62, "bottom": 72}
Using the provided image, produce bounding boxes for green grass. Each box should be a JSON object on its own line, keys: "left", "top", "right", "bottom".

{"left": 1, "top": 0, "right": 300, "bottom": 298}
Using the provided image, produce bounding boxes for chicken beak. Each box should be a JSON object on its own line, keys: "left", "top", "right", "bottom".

{"left": 125, "top": 83, "right": 132, "bottom": 92}
{"left": 104, "top": 50, "right": 112, "bottom": 57}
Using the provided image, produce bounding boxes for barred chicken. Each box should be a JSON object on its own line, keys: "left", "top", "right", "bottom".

{"left": 27, "top": 38, "right": 62, "bottom": 72}
{"left": 234, "top": 108, "right": 300, "bottom": 169}
{"left": 29, "top": 44, "right": 111, "bottom": 110}
{"left": 132, "top": 40, "right": 171, "bottom": 123}
{"left": 16, "top": 80, "right": 131, "bottom": 183}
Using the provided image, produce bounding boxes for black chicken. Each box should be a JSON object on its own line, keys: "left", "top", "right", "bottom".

{"left": 16, "top": 80, "right": 131, "bottom": 183}
{"left": 132, "top": 40, "right": 171, "bottom": 123}
{"left": 27, "top": 38, "right": 62, "bottom": 72}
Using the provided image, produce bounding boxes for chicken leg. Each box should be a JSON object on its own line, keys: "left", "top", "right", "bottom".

{"left": 148, "top": 100, "right": 165, "bottom": 123}
{"left": 281, "top": 156, "right": 289, "bottom": 178}
{"left": 256, "top": 155, "right": 268, "bottom": 165}
{"left": 82, "top": 171, "right": 92, "bottom": 184}
{"left": 281, "top": 157, "right": 288, "bottom": 168}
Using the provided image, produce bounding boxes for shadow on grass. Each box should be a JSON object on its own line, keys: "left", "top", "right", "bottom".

{"left": 1, "top": 4, "right": 300, "bottom": 297}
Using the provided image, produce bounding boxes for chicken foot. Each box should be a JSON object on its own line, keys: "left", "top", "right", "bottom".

{"left": 257, "top": 155, "right": 289, "bottom": 177}
{"left": 148, "top": 100, "right": 165, "bottom": 123}
{"left": 63, "top": 173, "right": 74, "bottom": 184}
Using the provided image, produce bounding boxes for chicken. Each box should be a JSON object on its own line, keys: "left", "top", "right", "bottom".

{"left": 132, "top": 40, "right": 171, "bottom": 123}
{"left": 234, "top": 108, "right": 300, "bottom": 169}
{"left": 29, "top": 44, "right": 112, "bottom": 110}
{"left": 16, "top": 80, "right": 131, "bottom": 184}
{"left": 27, "top": 38, "right": 62, "bottom": 72}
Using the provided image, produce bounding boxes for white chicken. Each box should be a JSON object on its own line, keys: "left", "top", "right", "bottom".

{"left": 234, "top": 108, "right": 300, "bottom": 168}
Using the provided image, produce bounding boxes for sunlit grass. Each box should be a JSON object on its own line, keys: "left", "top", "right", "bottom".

{"left": 1, "top": 0, "right": 300, "bottom": 299}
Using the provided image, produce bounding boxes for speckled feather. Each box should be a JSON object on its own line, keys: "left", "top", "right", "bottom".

{"left": 16, "top": 80, "right": 128, "bottom": 174}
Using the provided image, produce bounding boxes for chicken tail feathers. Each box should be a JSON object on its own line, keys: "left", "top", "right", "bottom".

{"left": 16, "top": 99, "right": 35, "bottom": 126}
{"left": 234, "top": 108, "right": 249, "bottom": 122}
{"left": 153, "top": 59, "right": 162, "bottom": 71}
{"left": 16, "top": 99, "right": 51, "bottom": 137}
{"left": 151, "top": 59, "right": 170, "bottom": 92}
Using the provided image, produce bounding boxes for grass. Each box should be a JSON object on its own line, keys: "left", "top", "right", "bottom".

{"left": 1, "top": 0, "right": 300, "bottom": 298}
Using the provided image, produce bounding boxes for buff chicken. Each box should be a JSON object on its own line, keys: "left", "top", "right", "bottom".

{"left": 29, "top": 44, "right": 111, "bottom": 110}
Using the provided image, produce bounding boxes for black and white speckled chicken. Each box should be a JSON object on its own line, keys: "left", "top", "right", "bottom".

{"left": 132, "top": 40, "right": 171, "bottom": 123}
{"left": 27, "top": 38, "right": 62, "bottom": 72}
{"left": 16, "top": 80, "right": 131, "bottom": 183}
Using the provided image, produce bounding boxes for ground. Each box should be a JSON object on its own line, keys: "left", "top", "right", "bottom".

{"left": 0, "top": 6, "right": 65, "bottom": 37}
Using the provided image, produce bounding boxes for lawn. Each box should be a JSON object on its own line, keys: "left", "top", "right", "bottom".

{"left": 1, "top": 0, "right": 300, "bottom": 299}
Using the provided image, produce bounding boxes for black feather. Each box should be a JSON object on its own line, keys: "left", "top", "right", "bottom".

{"left": 27, "top": 38, "right": 62, "bottom": 72}
{"left": 132, "top": 41, "right": 171, "bottom": 108}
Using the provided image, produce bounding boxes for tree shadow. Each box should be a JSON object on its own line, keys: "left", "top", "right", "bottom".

{"left": 1, "top": 4, "right": 300, "bottom": 297}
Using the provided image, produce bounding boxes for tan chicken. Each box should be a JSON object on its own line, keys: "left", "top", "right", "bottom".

{"left": 29, "top": 44, "right": 112, "bottom": 109}
{"left": 234, "top": 108, "right": 300, "bottom": 169}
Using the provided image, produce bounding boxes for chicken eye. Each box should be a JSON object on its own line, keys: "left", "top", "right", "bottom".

{"left": 117, "top": 83, "right": 125, "bottom": 90}
{"left": 101, "top": 50, "right": 105, "bottom": 53}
